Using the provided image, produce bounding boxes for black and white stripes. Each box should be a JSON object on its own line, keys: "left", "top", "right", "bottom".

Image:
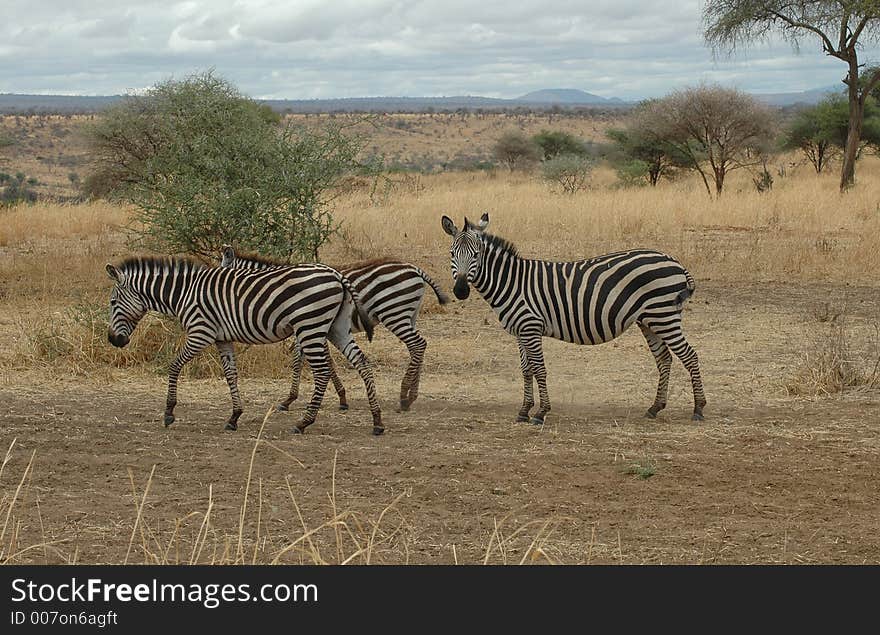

{"left": 105, "top": 256, "right": 384, "bottom": 434}
{"left": 442, "top": 213, "right": 706, "bottom": 424}
{"left": 219, "top": 246, "right": 449, "bottom": 412}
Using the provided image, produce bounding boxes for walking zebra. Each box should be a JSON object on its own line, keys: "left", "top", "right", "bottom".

{"left": 441, "top": 213, "right": 706, "bottom": 424}
{"left": 105, "top": 256, "right": 384, "bottom": 435}
{"left": 219, "top": 246, "right": 450, "bottom": 412}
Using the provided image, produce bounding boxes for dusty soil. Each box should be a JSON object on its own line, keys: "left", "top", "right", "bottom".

{"left": 2, "top": 280, "right": 880, "bottom": 564}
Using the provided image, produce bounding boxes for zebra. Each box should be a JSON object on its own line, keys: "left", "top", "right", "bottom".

{"left": 105, "top": 256, "right": 384, "bottom": 435}
{"left": 219, "top": 245, "right": 450, "bottom": 412}
{"left": 441, "top": 213, "right": 706, "bottom": 424}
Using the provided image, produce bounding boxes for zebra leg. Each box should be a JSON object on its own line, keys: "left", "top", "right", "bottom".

{"left": 646, "top": 318, "right": 707, "bottom": 421}
{"left": 277, "top": 342, "right": 305, "bottom": 412}
{"left": 638, "top": 323, "right": 672, "bottom": 419}
{"left": 216, "top": 341, "right": 243, "bottom": 431}
{"left": 398, "top": 329, "right": 427, "bottom": 412}
{"left": 325, "top": 343, "right": 349, "bottom": 411}
{"left": 291, "top": 341, "right": 332, "bottom": 434}
{"left": 515, "top": 339, "right": 535, "bottom": 423}
{"left": 329, "top": 331, "right": 383, "bottom": 435}
{"left": 163, "top": 336, "right": 210, "bottom": 427}
{"left": 520, "top": 330, "right": 550, "bottom": 426}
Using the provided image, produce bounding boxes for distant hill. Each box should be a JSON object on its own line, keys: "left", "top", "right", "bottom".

{"left": 754, "top": 85, "right": 841, "bottom": 107}
{"left": 0, "top": 93, "right": 122, "bottom": 114}
{"left": 0, "top": 85, "right": 847, "bottom": 114}
{"left": 0, "top": 92, "right": 629, "bottom": 115}
{"left": 517, "top": 88, "right": 619, "bottom": 104}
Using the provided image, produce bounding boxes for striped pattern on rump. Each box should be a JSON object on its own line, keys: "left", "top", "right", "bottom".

{"left": 220, "top": 247, "right": 449, "bottom": 412}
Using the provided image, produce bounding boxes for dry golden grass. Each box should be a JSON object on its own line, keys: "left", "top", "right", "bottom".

{"left": 785, "top": 320, "right": 880, "bottom": 396}
{"left": 330, "top": 164, "right": 880, "bottom": 285}
{"left": 2, "top": 162, "right": 880, "bottom": 380}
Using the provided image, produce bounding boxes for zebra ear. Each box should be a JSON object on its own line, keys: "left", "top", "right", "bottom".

{"left": 220, "top": 245, "right": 236, "bottom": 267}
{"left": 105, "top": 263, "right": 123, "bottom": 284}
{"left": 478, "top": 213, "right": 489, "bottom": 231}
{"left": 441, "top": 215, "right": 458, "bottom": 237}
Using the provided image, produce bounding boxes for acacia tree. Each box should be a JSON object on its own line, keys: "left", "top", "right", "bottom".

{"left": 783, "top": 93, "right": 880, "bottom": 172}
{"left": 704, "top": 1, "right": 880, "bottom": 191}
{"left": 492, "top": 131, "right": 541, "bottom": 171}
{"left": 783, "top": 101, "right": 841, "bottom": 172}
{"left": 606, "top": 101, "right": 694, "bottom": 186}
{"left": 84, "top": 71, "right": 362, "bottom": 261}
{"left": 642, "top": 85, "right": 775, "bottom": 196}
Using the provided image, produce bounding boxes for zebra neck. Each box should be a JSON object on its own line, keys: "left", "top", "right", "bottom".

{"left": 133, "top": 264, "right": 195, "bottom": 317}
{"left": 472, "top": 241, "right": 522, "bottom": 302}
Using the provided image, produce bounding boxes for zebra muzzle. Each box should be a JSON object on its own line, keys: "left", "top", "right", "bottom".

{"left": 108, "top": 330, "right": 129, "bottom": 348}
{"left": 453, "top": 276, "right": 470, "bottom": 300}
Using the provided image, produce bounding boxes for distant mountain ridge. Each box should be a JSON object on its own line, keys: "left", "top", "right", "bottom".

{"left": 0, "top": 85, "right": 845, "bottom": 114}
{"left": 753, "top": 85, "right": 841, "bottom": 107}
{"left": 516, "top": 88, "right": 621, "bottom": 104}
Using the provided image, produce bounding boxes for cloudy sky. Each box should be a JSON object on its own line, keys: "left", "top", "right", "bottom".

{"left": 3, "top": 0, "right": 880, "bottom": 100}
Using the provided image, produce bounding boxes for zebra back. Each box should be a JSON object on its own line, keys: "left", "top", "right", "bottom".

{"left": 218, "top": 247, "right": 374, "bottom": 341}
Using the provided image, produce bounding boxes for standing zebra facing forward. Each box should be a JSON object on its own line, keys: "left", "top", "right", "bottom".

{"left": 106, "top": 256, "right": 384, "bottom": 435}
{"left": 219, "top": 246, "right": 450, "bottom": 412}
{"left": 441, "top": 213, "right": 706, "bottom": 424}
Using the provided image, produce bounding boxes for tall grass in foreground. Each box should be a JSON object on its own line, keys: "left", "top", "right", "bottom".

{"left": 1, "top": 411, "right": 562, "bottom": 565}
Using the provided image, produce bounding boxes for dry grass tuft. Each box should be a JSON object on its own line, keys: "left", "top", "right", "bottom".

{"left": 785, "top": 320, "right": 880, "bottom": 396}
{"left": 123, "top": 410, "right": 415, "bottom": 564}
{"left": 0, "top": 439, "right": 68, "bottom": 565}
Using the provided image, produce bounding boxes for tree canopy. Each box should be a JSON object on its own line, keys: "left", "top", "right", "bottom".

{"left": 703, "top": 1, "right": 880, "bottom": 190}
{"left": 84, "top": 71, "right": 363, "bottom": 261}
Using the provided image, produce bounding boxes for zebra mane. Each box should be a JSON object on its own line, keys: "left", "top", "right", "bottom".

{"left": 117, "top": 256, "right": 207, "bottom": 275}
{"left": 338, "top": 257, "right": 398, "bottom": 270}
{"left": 483, "top": 232, "right": 519, "bottom": 258}
{"left": 230, "top": 251, "right": 289, "bottom": 267}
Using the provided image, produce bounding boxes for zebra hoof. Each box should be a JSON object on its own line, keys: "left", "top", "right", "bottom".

{"left": 398, "top": 400, "right": 411, "bottom": 412}
{"left": 339, "top": 403, "right": 349, "bottom": 412}
{"left": 292, "top": 426, "right": 306, "bottom": 435}
{"left": 645, "top": 409, "right": 657, "bottom": 419}
{"left": 224, "top": 422, "right": 238, "bottom": 431}
{"left": 276, "top": 403, "right": 290, "bottom": 412}
{"left": 529, "top": 416, "right": 545, "bottom": 426}
{"left": 516, "top": 415, "right": 530, "bottom": 423}
{"left": 163, "top": 414, "right": 175, "bottom": 427}
{"left": 692, "top": 413, "right": 705, "bottom": 422}
{"left": 372, "top": 426, "right": 385, "bottom": 436}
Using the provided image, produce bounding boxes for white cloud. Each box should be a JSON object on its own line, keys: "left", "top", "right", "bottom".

{"left": 1, "top": 0, "right": 878, "bottom": 98}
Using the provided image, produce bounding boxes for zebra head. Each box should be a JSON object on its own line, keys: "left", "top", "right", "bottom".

{"left": 441, "top": 212, "right": 489, "bottom": 300}
{"left": 220, "top": 244, "right": 236, "bottom": 268}
{"left": 105, "top": 263, "right": 147, "bottom": 348}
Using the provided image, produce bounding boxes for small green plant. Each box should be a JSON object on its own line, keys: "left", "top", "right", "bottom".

{"left": 622, "top": 461, "right": 657, "bottom": 480}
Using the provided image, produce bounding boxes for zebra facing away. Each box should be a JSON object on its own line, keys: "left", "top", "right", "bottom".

{"left": 219, "top": 245, "right": 451, "bottom": 412}
{"left": 106, "top": 256, "right": 385, "bottom": 435}
{"left": 441, "top": 213, "right": 706, "bottom": 424}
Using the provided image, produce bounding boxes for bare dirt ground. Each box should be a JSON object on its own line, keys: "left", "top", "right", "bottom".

{"left": 3, "top": 280, "right": 879, "bottom": 564}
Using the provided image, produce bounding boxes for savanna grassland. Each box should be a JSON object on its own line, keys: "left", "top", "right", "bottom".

{"left": 1, "top": 112, "right": 879, "bottom": 565}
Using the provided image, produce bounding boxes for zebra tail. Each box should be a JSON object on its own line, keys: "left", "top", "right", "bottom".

{"left": 414, "top": 266, "right": 451, "bottom": 305}
{"left": 676, "top": 270, "right": 696, "bottom": 309}
{"left": 339, "top": 273, "right": 374, "bottom": 342}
